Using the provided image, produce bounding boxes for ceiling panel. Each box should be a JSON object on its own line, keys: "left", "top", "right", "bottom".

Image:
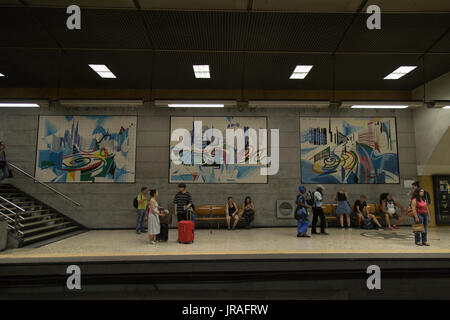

{"left": 430, "top": 31, "right": 450, "bottom": 53}
{"left": 335, "top": 54, "right": 425, "bottom": 90}
{"left": 138, "top": 0, "right": 248, "bottom": 10}
{"left": 252, "top": 0, "right": 362, "bottom": 13}
{"left": 34, "top": 8, "right": 151, "bottom": 49}
{"left": 59, "top": 50, "right": 153, "bottom": 89}
{"left": 143, "top": 10, "right": 247, "bottom": 50}
{"left": 0, "top": 48, "right": 60, "bottom": 88}
{"left": 23, "top": 0, "right": 136, "bottom": 9}
{"left": 423, "top": 54, "right": 450, "bottom": 83}
{"left": 244, "top": 53, "right": 333, "bottom": 90}
{"left": 363, "top": 0, "right": 450, "bottom": 13}
{"left": 338, "top": 13, "right": 450, "bottom": 53}
{"left": 0, "top": 7, "right": 57, "bottom": 47}
{"left": 245, "top": 13, "right": 353, "bottom": 51}
{"left": 152, "top": 51, "right": 244, "bottom": 89}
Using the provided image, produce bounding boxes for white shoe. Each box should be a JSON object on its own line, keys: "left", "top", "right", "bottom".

{"left": 150, "top": 240, "right": 157, "bottom": 245}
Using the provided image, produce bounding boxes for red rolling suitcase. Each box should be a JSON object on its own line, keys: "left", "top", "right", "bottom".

{"left": 178, "top": 207, "right": 194, "bottom": 244}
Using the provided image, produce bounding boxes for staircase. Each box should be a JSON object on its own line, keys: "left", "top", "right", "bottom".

{"left": 0, "top": 184, "right": 85, "bottom": 248}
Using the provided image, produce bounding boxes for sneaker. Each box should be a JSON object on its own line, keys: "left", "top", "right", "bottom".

{"left": 320, "top": 232, "right": 329, "bottom": 235}
{"left": 393, "top": 225, "right": 399, "bottom": 229}
{"left": 136, "top": 231, "right": 141, "bottom": 234}
{"left": 388, "top": 226, "right": 393, "bottom": 230}
{"left": 311, "top": 231, "right": 319, "bottom": 234}
{"left": 150, "top": 240, "right": 157, "bottom": 245}
{"left": 415, "top": 242, "right": 423, "bottom": 246}
{"left": 303, "top": 234, "right": 311, "bottom": 238}
{"left": 297, "top": 233, "right": 302, "bottom": 238}
{"left": 422, "top": 243, "right": 430, "bottom": 246}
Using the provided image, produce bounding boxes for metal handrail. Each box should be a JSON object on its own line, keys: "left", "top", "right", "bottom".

{"left": 0, "top": 203, "right": 24, "bottom": 221}
{"left": 7, "top": 162, "right": 81, "bottom": 207}
{"left": 0, "top": 195, "right": 26, "bottom": 212}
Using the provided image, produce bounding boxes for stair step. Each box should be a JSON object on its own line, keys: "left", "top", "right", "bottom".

{"left": 22, "top": 226, "right": 80, "bottom": 244}
{"left": 22, "top": 222, "right": 73, "bottom": 235}
{"left": 20, "top": 214, "right": 57, "bottom": 221}
{"left": 21, "top": 218, "right": 65, "bottom": 228}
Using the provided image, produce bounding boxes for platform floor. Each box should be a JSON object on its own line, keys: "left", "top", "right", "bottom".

{"left": 1, "top": 226, "right": 450, "bottom": 262}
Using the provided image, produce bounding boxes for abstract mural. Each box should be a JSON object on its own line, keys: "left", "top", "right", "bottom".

{"left": 170, "top": 116, "right": 268, "bottom": 183}
{"left": 300, "top": 117, "right": 399, "bottom": 184}
{"left": 36, "top": 116, "right": 136, "bottom": 183}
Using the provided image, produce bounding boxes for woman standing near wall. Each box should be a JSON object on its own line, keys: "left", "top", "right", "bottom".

{"left": 148, "top": 189, "right": 165, "bottom": 245}
{"left": 335, "top": 189, "right": 352, "bottom": 229}
{"left": 411, "top": 188, "right": 430, "bottom": 246}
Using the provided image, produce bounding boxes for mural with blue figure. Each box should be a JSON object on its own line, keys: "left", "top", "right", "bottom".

{"left": 36, "top": 116, "right": 136, "bottom": 183}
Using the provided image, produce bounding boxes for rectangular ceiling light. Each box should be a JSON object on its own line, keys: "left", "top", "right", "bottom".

{"left": 168, "top": 104, "right": 224, "bottom": 108}
{"left": 290, "top": 65, "right": 313, "bottom": 79}
{"left": 0, "top": 73, "right": 5, "bottom": 77}
{"left": 60, "top": 99, "right": 144, "bottom": 107}
{"left": 351, "top": 105, "right": 409, "bottom": 109}
{"left": 384, "top": 66, "right": 417, "bottom": 80}
{"left": 155, "top": 100, "right": 236, "bottom": 108}
{"left": 193, "top": 65, "right": 210, "bottom": 78}
{"left": 0, "top": 103, "right": 40, "bottom": 108}
{"left": 89, "top": 64, "right": 116, "bottom": 79}
{"left": 444, "top": 106, "right": 450, "bottom": 109}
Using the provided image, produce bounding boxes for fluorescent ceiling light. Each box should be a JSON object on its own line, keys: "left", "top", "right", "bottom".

{"left": 248, "top": 100, "right": 329, "bottom": 108}
{"left": 60, "top": 99, "right": 143, "bottom": 107}
{"left": 89, "top": 64, "right": 116, "bottom": 79}
{"left": 0, "top": 73, "right": 5, "bottom": 77}
{"left": 443, "top": 106, "right": 450, "bottom": 109}
{"left": 0, "top": 103, "right": 40, "bottom": 108}
{"left": 290, "top": 65, "right": 313, "bottom": 79}
{"left": 168, "top": 104, "right": 224, "bottom": 108}
{"left": 193, "top": 65, "right": 210, "bottom": 78}
{"left": 384, "top": 66, "right": 417, "bottom": 80}
{"left": 351, "top": 105, "right": 409, "bottom": 109}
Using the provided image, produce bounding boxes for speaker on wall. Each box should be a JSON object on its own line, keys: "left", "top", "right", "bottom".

{"left": 276, "top": 200, "right": 295, "bottom": 219}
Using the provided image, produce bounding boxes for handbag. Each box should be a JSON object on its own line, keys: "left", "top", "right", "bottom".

{"left": 406, "top": 206, "right": 414, "bottom": 217}
{"left": 412, "top": 223, "right": 425, "bottom": 232}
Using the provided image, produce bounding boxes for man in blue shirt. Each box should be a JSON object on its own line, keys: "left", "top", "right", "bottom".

{"left": 295, "top": 186, "right": 310, "bottom": 238}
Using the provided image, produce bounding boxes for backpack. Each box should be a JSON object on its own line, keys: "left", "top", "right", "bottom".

{"left": 133, "top": 197, "right": 138, "bottom": 209}
{"left": 306, "top": 191, "right": 315, "bottom": 206}
{"left": 361, "top": 217, "right": 374, "bottom": 229}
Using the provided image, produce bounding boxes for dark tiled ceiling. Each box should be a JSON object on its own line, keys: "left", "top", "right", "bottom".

{"left": 0, "top": 3, "right": 449, "bottom": 92}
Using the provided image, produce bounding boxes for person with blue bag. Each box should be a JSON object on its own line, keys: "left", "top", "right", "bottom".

{"left": 295, "top": 186, "right": 310, "bottom": 238}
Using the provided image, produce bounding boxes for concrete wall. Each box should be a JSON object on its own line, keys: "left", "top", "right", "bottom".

{"left": 0, "top": 104, "right": 417, "bottom": 228}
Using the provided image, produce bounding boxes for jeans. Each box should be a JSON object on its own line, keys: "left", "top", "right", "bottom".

{"left": 414, "top": 214, "right": 429, "bottom": 244}
{"left": 243, "top": 210, "right": 254, "bottom": 227}
{"left": 312, "top": 207, "right": 326, "bottom": 233}
{"left": 156, "top": 223, "right": 169, "bottom": 241}
{"left": 297, "top": 214, "right": 309, "bottom": 234}
{"left": 136, "top": 209, "right": 146, "bottom": 232}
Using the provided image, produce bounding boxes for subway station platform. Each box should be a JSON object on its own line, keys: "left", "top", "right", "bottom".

{"left": 1, "top": 227, "right": 450, "bottom": 299}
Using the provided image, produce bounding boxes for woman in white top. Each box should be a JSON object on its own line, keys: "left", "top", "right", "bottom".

{"left": 148, "top": 189, "right": 165, "bottom": 245}
{"left": 381, "top": 193, "right": 405, "bottom": 230}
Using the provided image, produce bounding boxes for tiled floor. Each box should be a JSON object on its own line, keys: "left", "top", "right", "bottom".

{"left": 1, "top": 226, "right": 450, "bottom": 260}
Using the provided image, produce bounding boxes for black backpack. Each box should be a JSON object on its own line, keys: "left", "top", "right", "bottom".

{"left": 133, "top": 197, "right": 138, "bottom": 209}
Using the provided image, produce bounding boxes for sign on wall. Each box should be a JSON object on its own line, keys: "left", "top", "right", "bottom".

{"left": 300, "top": 117, "right": 399, "bottom": 184}
{"left": 170, "top": 116, "right": 268, "bottom": 183}
{"left": 35, "top": 115, "right": 136, "bottom": 183}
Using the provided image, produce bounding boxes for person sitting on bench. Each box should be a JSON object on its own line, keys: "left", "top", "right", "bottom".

{"left": 381, "top": 193, "right": 405, "bottom": 230}
{"left": 242, "top": 196, "right": 255, "bottom": 229}
{"left": 226, "top": 196, "right": 240, "bottom": 230}
{"left": 354, "top": 195, "right": 383, "bottom": 229}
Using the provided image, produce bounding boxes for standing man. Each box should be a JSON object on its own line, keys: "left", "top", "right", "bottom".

{"left": 136, "top": 187, "right": 148, "bottom": 234}
{"left": 311, "top": 185, "right": 328, "bottom": 235}
{"left": 411, "top": 181, "right": 431, "bottom": 205}
{"left": 173, "top": 183, "right": 193, "bottom": 222}
{"left": 0, "top": 141, "right": 11, "bottom": 182}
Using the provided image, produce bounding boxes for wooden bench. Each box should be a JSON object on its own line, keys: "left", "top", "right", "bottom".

{"left": 195, "top": 204, "right": 245, "bottom": 229}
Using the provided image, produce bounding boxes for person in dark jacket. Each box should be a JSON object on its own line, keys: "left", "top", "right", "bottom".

{"left": 0, "top": 141, "right": 11, "bottom": 182}
{"left": 295, "top": 186, "right": 310, "bottom": 238}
